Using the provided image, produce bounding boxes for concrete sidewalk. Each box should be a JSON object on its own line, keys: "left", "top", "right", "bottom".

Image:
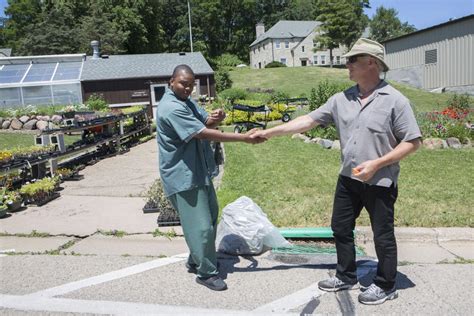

{"left": 1, "top": 140, "right": 473, "bottom": 315}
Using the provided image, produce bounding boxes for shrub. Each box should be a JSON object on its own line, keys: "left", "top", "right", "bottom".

{"left": 306, "top": 124, "right": 338, "bottom": 140}
{"left": 309, "top": 80, "right": 351, "bottom": 111}
{"left": 265, "top": 61, "right": 286, "bottom": 68}
{"left": 269, "top": 90, "right": 290, "bottom": 103}
{"left": 86, "top": 94, "right": 109, "bottom": 111}
{"left": 219, "top": 88, "right": 248, "bottom": 103}
{"left": 214, "top": 53, "right": 243, "bottom": 69}
{"left": 215, "top": 69, "right": 233, "bottom": 92}
{"left": 446, "top": 94, "right": 471, "bottom": 111}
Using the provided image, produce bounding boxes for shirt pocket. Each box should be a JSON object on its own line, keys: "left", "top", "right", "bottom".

{"left": 366, "top": 110, "right": 391, "bottom": 133}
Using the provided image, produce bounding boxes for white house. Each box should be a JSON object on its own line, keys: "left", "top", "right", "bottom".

{"left": 249, "top": 20, "right": 346, "bottom": 69}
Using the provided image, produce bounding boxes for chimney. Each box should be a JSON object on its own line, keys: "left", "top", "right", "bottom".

{"left": 256, "top": 22, "right": 265, "bottom": 39}
{"left": 91, "top": 40, "right": 100, "bottom": 59}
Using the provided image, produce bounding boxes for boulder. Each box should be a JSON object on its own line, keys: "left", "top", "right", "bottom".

{"left": 23, "top": 119, "right": 38, "bottom": 130}
{"left": 318, "top": 139, "right": 333, "bottom": 149}
{"left": 331, "top": 140, "right": 341, "bottom": 150}
{"left": 292, "top": 133, "right": 310, "bottom": 142}
{"left": 51, "top": 115, "right": 63, "bottom": 123}
{"left": 0, "top": 117, "right": 3, "bottom": 126}
{"left": 10, "top": 118, "right": 23, "bottom": 130}
{"left": 423, "top": 138, "right": 445, "bottom": 149}
{"left": 2, "top": 120, "right": 10, "bottom": 129}
{"left": 36, "top": 120, "right": 49, "bottom": 131}
{"left": 19, "top": 115, "right": 30, "bottom": 124}
{"left": 309, "top": 137, "right": 321, "bottom": 144}
{"left": 446, "top": 137, "right": 462, "bottom": 149}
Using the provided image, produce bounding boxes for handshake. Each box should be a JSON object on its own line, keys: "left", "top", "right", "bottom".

{"left": 243, "top": 128, "right": 269, "bottom": 144}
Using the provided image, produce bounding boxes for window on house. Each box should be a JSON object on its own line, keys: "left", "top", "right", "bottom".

{"left": 280, "top": 58, "right": 287, "bottom": 65}
{"left": 285, "top": 41, "right": 289, "bottom": 48}
{"left": 336, "top": 56, "right": 341, "bottom": 65}
{"left": 276, "top": 40, "right": 281, "bottom": 49}
{"left": 302, "top": 46, "right": 305, "bottom": 52}
{"left": 425, "top": 49, "right": 437, "bottom": 64}
{"left": 313, "top": 55, "right": 318, "bottom": 65}
{"left": 321, "top": 55, "right": 326, "bottom": 65}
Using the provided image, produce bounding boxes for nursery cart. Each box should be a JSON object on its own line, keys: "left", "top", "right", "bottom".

{"left": 231, "top": 103, "right": 270, "bottom": 134}
{"left": 277, "top": 97, "right": 309, "bottom": 122}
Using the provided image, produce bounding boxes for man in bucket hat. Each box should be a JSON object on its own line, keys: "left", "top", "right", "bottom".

{"left": 251, "top": 38, "right": 422, "bottom": 305}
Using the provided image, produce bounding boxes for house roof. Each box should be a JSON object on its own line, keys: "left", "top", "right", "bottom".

{"left": 250, "top": 20, "right": 320, "bottom": 47}
{"left": 81, "top": 52, "right": 214, "bottom": 81}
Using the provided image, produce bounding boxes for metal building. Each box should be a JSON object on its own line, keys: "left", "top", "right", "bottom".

{"left": 383, "top": 14, "right": 474, "bottom": 95}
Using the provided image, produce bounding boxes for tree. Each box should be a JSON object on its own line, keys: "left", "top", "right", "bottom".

{"left": 314, "top": 0, "right": 370, "bottom": 67}
{"left": 3, "top": 0, "right": 42, "bottom": 53}
{"left": 369, "top": 6, "right": 416, "bottom": 43}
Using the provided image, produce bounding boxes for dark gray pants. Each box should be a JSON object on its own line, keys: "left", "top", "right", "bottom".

{"left": 332, "top": 175, "right": 398, "bottom": 290}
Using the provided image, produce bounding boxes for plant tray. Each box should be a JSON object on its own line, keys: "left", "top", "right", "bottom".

{"left": 157, "top": 210, "right": 180, "bottom": 227}
{"left": 142, "top": 206, "right": 160, "bottom": 213}
{"left": 63, "top": 174, "right": 84, "bottom": 181}
{"left": 29, "top": 192, "right": 60, "bottom": 207}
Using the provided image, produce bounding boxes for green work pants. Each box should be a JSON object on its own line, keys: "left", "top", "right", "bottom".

{"left": 169, "top": 185, "right": 219, "bottom": 278}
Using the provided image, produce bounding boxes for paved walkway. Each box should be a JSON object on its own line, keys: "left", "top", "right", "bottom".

{"left": 1, "top": 140, "right": 473, "bottom": 315}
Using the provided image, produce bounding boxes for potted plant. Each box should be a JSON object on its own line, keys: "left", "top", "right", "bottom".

{"left": 0, "top": 203, "right": 7, "bottom": 218}
{"left": 142, "top": 179, "right": 180, "bottom": 226}
{"left": 3, "top": 190, "right": 23, "bottom": 212}
{"left": 19, "top": 177, "right": 59, "bottom": 206}
{"left": 62, "top": 105, "right": 76, "bottom": 119}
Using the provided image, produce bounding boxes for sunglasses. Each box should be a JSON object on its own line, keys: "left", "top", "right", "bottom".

{"left": 346, "top": 55, "right": 368, "bottom": 64}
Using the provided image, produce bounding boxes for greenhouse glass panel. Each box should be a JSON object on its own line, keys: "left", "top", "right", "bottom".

{"left": 22, "top": 85, "right": 53, "bottom": 105}
{"left": 0, "top": 64, "right": 30, "bottom": 84}
{"left": 53, "top": 62, "right": 82, "bottom": 81}
{"left": 52, "top": 83, "right": 82, "bottom": 105}
{"left": 0, "top": 87, "right": 22, "bottom": 108}
{"left": 23, "top": 63, "right": 57, "bottom": 82}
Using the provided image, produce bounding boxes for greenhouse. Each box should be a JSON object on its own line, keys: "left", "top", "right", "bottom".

{"left": 0, "top": 54, "right": 84, "bottom": 109}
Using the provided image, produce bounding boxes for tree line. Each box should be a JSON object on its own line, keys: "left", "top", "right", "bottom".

{"left": 0, "top": 0, "right": 415, "bottom": 63}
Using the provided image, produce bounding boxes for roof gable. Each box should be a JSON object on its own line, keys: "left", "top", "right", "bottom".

{"left": 250, "top": 20, "right": 320, "bottom": 47}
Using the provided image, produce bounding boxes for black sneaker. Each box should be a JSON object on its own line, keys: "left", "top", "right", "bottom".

{"left": 318, "top": 276, "right": 360, "bottom": 292}
{"left": 185, "top": 262, "right": 197, "bottom": 274}
{"left": 196, "top": 276, "right": 228, "bottom": 291}
{"left": 358, "top": 283, "right": 398, "bottom": 305}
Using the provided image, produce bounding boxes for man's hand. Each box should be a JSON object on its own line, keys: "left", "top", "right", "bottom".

{"left": 210, "top": 109, "right": 226, "bottom": 122}
{"left": 352, "top": 160, "right": 380, "bottom": 182}
{"left": 249, "top": 129, "right": 269, "bottom": 140}
{"left": 244, "top": 128, "right": 267, "bottom": 144}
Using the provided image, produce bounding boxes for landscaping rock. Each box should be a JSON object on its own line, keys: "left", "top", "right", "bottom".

{"left": 23, "top": 119, "right": 38, "bottom": 130}
{"left": 292, "top": 133, "right": 310, "bottom": 142}
{"left": 2, "top": 120, "right": 10, "bottom": 129}
{"left": 318, "top": 139, "right": 333, "bottom": 149}
{"left": 0, "top": 117, "right": 3, "bottom": 126}
{"left": 309, "top": 137, "right": 321, "bottom": 144}
{"left": 446, "top": 137, "right": 462, "bottom": 149}
{"left": 19, "top": 115, "right": 30, "bottom": 124}
{"left": 331, "top": 140, "right": 341, "bottom": 150}
{"left": 36, "top": 120, "right": 49, "bottom": 131}
{"left": 423, "top": 138, "right": 445, "bottom": 149}
{"left": 51, "top": 115, "right": 62, "bottom": 123}
{"left": 462, "top": 139, "right": 472, "bottom": 148}
{"left": 10, "top": 118, "right": 23, "bottom": 130}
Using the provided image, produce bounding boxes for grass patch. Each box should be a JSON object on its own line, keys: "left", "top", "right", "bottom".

{"left": 217, "top": 137, "right": 473, "bottom": 227}
{"left": 229, "top": 67, "right": 472, "bottom": 113}
{"left": 0, "top": 132, "right": 81, "bottom": 150}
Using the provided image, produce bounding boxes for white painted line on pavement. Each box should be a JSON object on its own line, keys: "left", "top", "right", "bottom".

{"left": 26, "top": 253, "right": 189, "bottom": 298}
{"left": 0, "top": 294, "right": 297, "bottom": 316}
{"left": 253, "top": 282, "right": 322, "bottom": 313}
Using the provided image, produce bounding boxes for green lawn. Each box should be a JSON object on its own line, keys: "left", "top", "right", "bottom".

{"left": 229, "top": 67, "right": 471, "bottom": 113}
{"left": 217, "top": 137, "right": 473, "bottom": 228}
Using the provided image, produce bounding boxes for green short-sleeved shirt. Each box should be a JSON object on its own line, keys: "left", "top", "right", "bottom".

{"left": 308, "top": 81, "right": 422, "bottom": 187}
{"left": 156, "top": 89, "right": 217, "bottom": 196}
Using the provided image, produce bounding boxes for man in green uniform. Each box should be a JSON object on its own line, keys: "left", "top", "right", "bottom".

{"left": 156, "top": 64, "right": 264, "bottom": 291}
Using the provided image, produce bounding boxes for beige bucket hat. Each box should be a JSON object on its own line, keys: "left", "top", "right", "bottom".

{"left": 343, "top": 38, "right": 389, "bottom": 72}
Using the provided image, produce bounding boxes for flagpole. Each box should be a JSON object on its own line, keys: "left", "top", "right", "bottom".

{"left": 188, "top": 1, "right": 193, "bottom": 52}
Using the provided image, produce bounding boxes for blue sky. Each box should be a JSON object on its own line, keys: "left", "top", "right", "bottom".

{"left": 0, "top": 0, "right": 473, "bottom": 31}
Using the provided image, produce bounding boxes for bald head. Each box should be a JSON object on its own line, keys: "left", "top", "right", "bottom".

{"left": 172, "top": 64, "right": 195, "bottom": 79}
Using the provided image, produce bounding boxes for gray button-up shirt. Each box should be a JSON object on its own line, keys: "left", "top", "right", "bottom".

{"left": 156, "top": 89, "right": 217, "bottom": 196}
{"left": 308, "top": 81, "right": 421, "bottom": 187}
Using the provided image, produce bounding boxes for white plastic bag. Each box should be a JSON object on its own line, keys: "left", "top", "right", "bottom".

{"left": 215, "top": 196, "right": 291, "bottom": 255}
